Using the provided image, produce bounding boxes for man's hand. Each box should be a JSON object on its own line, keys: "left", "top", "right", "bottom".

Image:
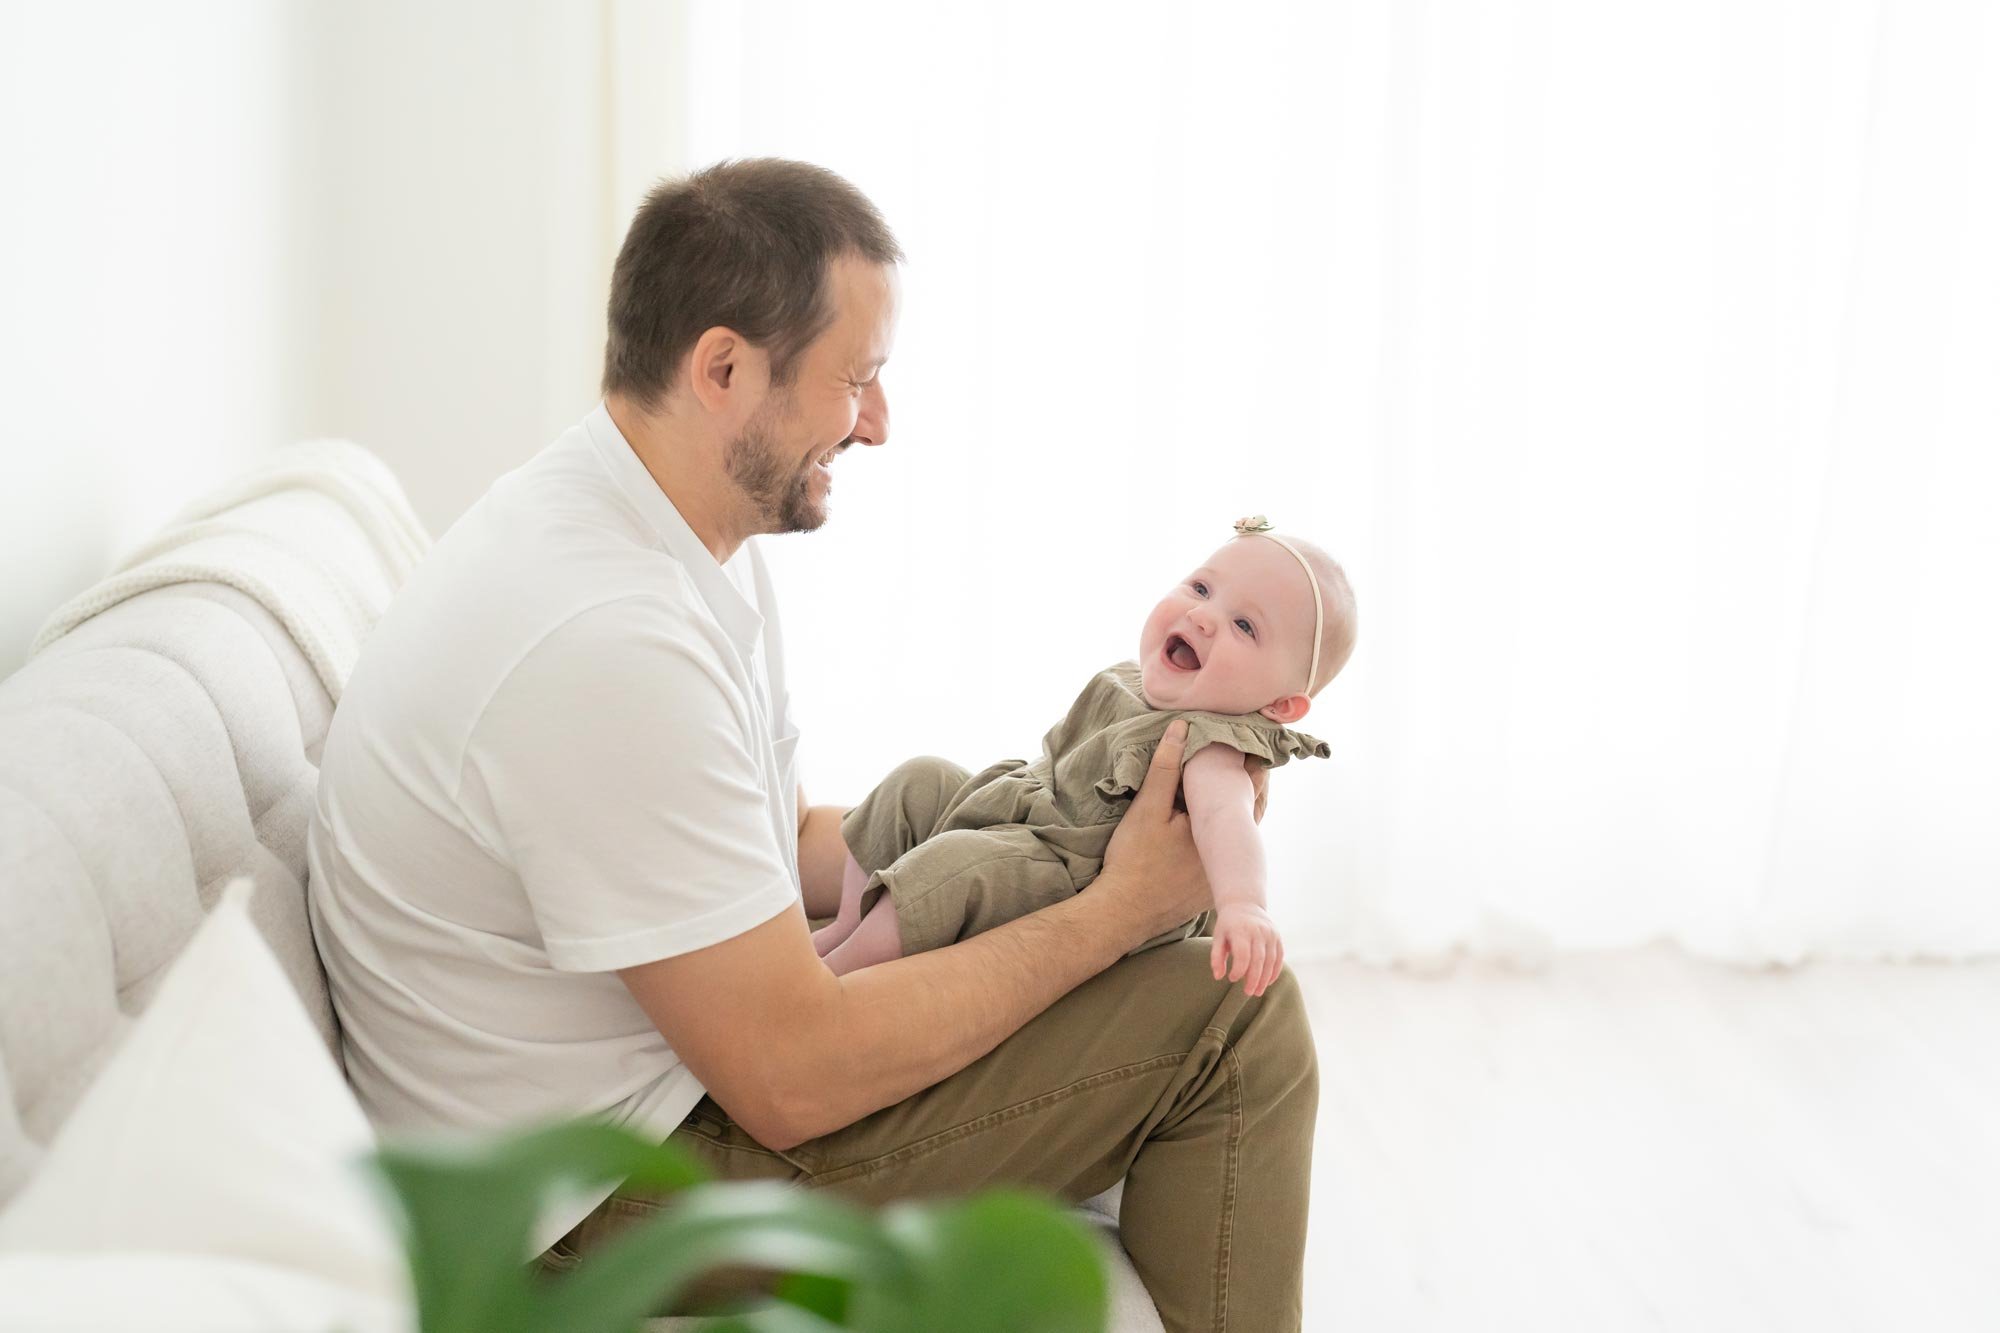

{"left": 1096, "top": 719, "right": 1214, "bottom": 940}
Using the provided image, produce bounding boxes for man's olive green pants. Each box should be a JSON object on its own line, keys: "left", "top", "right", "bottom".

{"left": 540, "top": 939, "right": 1319, "bottom": 1331}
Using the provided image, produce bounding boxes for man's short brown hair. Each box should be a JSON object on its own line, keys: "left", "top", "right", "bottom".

{"left": 602, "top": 159, "right": 904, "bottom": 411}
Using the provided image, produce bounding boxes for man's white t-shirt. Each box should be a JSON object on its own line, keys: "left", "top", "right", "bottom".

{"left": 306, "top": 402, "right": 803, "bottom": 1248}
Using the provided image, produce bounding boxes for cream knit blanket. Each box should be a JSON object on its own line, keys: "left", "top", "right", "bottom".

{"left": 33, "top": 440, "right": 431, "bottom": 703}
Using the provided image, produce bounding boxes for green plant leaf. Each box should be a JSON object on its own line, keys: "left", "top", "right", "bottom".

{"left": 771, "top": 1270, "right": 851, "bottom": 1320}
{"left": 368, "top": 1120, "right": 1111, "bottom": 1333}
{"left": 858, "top": 1192, "right": 1110, "bottom": 1333}
{"left": 370, "top": 1151, "right": 542, "bottom": 1333}
{"left": 537, "top": 1183, "right": 911, "bottom": 1331}
{"left": 370, "top": 1121, "right": 710, "bottom": 1333}
{"left": 697, "top": 1306, "right": 848, "bottom": 1332}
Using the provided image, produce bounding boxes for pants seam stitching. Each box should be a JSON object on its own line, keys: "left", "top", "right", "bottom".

{"left": 1214, "top": 1043, "right": 1244, "bottom": 1331}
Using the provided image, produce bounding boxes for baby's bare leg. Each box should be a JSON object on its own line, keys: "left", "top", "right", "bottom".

{"left": 820, "top": 893, "right": 905, "bottom": 976}
{"left": 811, "top": 850, "right": 872, "bottom": 957}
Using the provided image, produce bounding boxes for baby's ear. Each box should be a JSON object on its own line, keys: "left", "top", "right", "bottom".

{"left": 1262, "top": 694, "right": 1310, "bottom": 725}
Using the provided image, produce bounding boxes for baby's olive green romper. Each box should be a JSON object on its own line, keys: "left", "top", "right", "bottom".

{"left": 840, "top": 659, "right": 1331, "bottom": 958}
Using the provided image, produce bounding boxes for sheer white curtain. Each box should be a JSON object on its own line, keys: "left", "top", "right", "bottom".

{"left": 669, "top": 0, "right": 2000, "bottom": 962}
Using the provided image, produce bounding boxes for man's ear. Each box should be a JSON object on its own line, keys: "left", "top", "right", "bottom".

{"left": 686, "top": 326, "right": 746, "bottom": 413}
{"left": 1261, "top": 694, "right": 1310, "bottom": 726}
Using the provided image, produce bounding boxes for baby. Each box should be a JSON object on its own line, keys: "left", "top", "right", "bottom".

{"left": 811, "top": 516, "right": 1357, "bottom": 997}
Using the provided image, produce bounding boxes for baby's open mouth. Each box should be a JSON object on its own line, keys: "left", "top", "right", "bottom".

{"left": 1164, "top": 633, "right": 1202, "bottom": 672}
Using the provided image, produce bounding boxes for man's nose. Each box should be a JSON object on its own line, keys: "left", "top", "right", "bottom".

{"left": 849, "top": 379, "right": 890, "bottom": 447}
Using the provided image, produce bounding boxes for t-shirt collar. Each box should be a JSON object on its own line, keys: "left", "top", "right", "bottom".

{"left": 583, "top": 400, "right": 766, "bottom": 657}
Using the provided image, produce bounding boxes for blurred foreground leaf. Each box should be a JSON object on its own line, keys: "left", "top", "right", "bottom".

{"left": 369, "top": 1119, "right": 1108, "bottom": 1332}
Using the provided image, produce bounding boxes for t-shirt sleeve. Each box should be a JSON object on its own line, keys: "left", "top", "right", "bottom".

{"left": 460, "top": 596, "right": 799, "bottom": 973}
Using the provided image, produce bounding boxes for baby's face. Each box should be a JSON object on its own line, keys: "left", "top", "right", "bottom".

{"left": 1137, "top": 536, "right": 1316, "bottom": 720}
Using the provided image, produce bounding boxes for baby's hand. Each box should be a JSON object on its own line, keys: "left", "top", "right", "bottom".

{"left": 1210, "top": 903, "right": 1284, "bottom": 997}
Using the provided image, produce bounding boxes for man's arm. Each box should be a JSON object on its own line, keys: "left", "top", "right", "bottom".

{"left": 795, "top": 785, "right": 850, "bottom": 921}
{"left": 621, "top": 720, "right": 1213, "bottom": 1151}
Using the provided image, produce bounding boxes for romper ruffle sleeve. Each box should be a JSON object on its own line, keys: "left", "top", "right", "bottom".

{"left": 1092, "top": 710, "right": 1331, "bottom": 806}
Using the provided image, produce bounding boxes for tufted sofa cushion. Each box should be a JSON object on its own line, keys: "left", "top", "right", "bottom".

{"left": 0, "top": 583, "right": 336, "bottom": 1207}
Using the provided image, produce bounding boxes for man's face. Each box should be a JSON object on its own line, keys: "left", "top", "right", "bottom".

{"left": 725, "top": 255, "right": 899, "bottom": 535}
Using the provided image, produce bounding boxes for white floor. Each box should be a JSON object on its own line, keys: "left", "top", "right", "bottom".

{"left": 1292, "top": 949, "right": 2000, "bottom": 1332}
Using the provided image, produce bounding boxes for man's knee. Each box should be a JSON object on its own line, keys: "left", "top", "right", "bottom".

{"left": 1150, "top": 948, "right": 1319, "bottom": 1120}
{"left": 1127, "top": 941, "right": 1314, "bottom": 1055}
{"left": 1256, "top": 965, "right": 1319, "bottom": 1109}
{"left": 1165, "top": 952, "right": 1317, "bottom": 1114}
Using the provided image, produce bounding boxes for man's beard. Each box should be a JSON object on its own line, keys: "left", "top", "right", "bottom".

{"left": 723, "top": 396, "right": 828, "bottom": 535}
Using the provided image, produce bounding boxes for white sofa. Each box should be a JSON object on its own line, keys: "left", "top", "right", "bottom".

{"left": 0, "top": 451, "right": 1164, "bottom": 1330}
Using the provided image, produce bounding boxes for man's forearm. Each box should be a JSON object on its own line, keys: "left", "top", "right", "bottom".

{"left": 775, "top": 879, "right": 1146, "bottom": 1146}
{"left": 796, "top": 804, "right": 852, "bottom": 920}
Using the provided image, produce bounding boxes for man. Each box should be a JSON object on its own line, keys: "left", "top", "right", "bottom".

{"left": 306, "top": 158, "right": 1317, "bottom": 1332}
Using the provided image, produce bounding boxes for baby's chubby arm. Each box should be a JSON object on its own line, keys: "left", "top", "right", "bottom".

{"left": 1181, "top": 744, "right": 1264, "bottom": 907}
{"left": 1181, "top": 743, "right": 1284, "bottom": 996}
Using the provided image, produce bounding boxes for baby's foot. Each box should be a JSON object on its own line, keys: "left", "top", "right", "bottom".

{"left": 821, "top": 894, "right": 906, "bottom": 977}
{"left": 813, "top": 851, "right": 872, "bottom": 957}
{"left": 812, "top": 915, "right": 859, "bottom": 956}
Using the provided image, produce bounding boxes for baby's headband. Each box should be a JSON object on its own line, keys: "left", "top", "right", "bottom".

{"left": 1232, "top": 515, "right": 1323, "bottom": 695}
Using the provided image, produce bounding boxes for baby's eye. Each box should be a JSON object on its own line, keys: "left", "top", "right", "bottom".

{"left": 1235, "top": 618, "right": 1255, "bottom": 638}
{"left": 1191, "top": 581, "right": 1209, "bottom": 596}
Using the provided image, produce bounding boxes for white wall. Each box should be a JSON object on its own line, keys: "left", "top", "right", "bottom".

{"left": 287, "top": 0, "right": 640, "bottom": 539}
{"left": 0, "top": 0, "right": 679, "bottom": 677}
{"left": 0, "top": 2, "right": 311, "bottom": 677}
